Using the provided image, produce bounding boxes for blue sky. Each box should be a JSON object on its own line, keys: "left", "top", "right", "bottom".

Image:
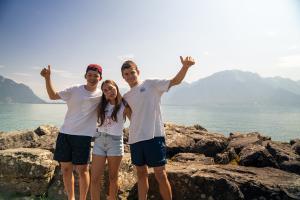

{"left": 1, "top": 0, "right": 300, "bottom": 99}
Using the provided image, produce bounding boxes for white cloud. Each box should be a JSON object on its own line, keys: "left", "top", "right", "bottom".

{"left": 118, "top": 54, "right": 135, "bottom": 61}
{"left": 277, "top": 54, "right": 300, "bottom": 68}
{"left": 12, "top": 73, "right": 31, "bottom": 77}
{"left": 0, "top": 65, "right": 5, "bottom": 68}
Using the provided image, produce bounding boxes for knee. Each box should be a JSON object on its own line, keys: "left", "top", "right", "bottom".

{"left": 154, "top": 170, "right": 168, "bottom": 183}
{"left": 91, "top": 170, "right": 104, "bottom": 184}
{"left": 76, "top": 166, "right": 89, "bottom": 176}
{"left": 136, "top": 168, "right": 148, "bottom": 179}
{"left": 61, "top": 165, "right": 73, "bottom": 175}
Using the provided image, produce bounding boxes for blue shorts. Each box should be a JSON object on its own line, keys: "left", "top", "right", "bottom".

{"left": 54, "top": 132, "right": 92, "bottom": 165}
{"left": 93, "top": 132, "right": 124, "bottom": 156}
{"left": 130, "top": 137, "right": 167, "bottom": 167}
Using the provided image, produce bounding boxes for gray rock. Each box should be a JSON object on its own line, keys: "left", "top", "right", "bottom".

{"left": 215, "top": 147, "right": 238, "bottom": 164}
{"left": 239, "top": 144, "right": 279, "bottom": 168}
{"left": 0, "top": 125, "right": 59, "bottom": 153}
{"left": 0, "top": 148, "right": 57, "bottom": 196}
{"left": 171, "top": 153, "right": 214, "bottom": 165}
{"left": 290, "top": 138, "right": 300, "bottom": 145}
{"left": 266, "top": 141, "right": 297, "bottom": 163}
{"left": 265, "top": 141, "right": 300, "bottom": 174}
{"left": 34, "top": 125, "right": 59, "bottom": 153}
{"left": 228, "top": 132, "right": 271, "bottom": 154}
{"left": 193, "top": 124, "right": 207, "bottom": 131}
{"left": 134, "top": 163, "right": 300, "bottom": 200}
{"left": 0, "top": 130, "right": 39, "bottom": 150}
{"left": 292, "top": 141, "right": 300, "bottom": 155}
{"left": 165, "top": 124, "right": 231, "bottom": 158}
{"left": 279, "top": 160, "right": 300, "bottom": 175}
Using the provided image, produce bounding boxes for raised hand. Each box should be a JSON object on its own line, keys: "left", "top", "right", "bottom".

{"left": 180, "top": 56, "right": 195, "bottom": 68}
{"left": 40, "top": 65, "right": 51, "bottom": 79}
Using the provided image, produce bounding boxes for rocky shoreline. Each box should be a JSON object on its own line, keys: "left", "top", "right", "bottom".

{"left": 0, "top": 124, "right": 299, "bottom": 200}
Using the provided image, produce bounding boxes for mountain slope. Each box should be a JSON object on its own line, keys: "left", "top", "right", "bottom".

{"left": 162, "top": 70, "right": 300, "bottom": 106}
{"left": 0, "top": 75, "right": 45, "bottom": 104}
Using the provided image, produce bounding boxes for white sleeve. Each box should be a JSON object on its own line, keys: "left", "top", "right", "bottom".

{"left": 149, "top": 79, "right": 170, "bottom": 93}
{"left": 58, "top": 86, "right": 76, "bottom": 101}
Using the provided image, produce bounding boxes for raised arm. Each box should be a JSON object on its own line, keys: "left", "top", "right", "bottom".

{"left": 169, "top": 56, "right": 195, "bottom": 89}
{"left": 40, "top": 65, "right": 61, "bottom": 100}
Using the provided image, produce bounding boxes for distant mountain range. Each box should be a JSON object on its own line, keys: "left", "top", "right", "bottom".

{"left": 1, "top": 71, "right": 300, "bottom": 105}
{"left": 0, "top": 75, "right": 45, "bottom": 104}
{"left": 162, "top": 70, "right": 300, "bottom": 106}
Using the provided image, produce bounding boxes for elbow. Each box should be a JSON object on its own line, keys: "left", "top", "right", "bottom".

{"left": 171, "top": 79, "right": 181, "bottom": 87}
{"left": 49, "top": 93, "right": 59, "bottom": 100}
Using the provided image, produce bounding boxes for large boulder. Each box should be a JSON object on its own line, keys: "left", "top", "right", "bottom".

{"left": 215, "top": 147, "right": 238, "bottom": 164}
{"left": 34, "top": 125, "right": 59, "bottom": 152}
{"left": 0, "top": 148, "right": 57, "bottom": 196}
{"left": 228, "top": 132, "right": 271, "bottom": 154}
{"left": 190, "top": 131, "right": 229, "bottom": 157}
{"left": 165, "top": 123, "right": 228, "bottom": 157}
{"left": 0, "top": 125, "right": 59, "bottom": 152}
{"left": 238, "top": 144, "right": 279, "bottom": 168}
{"left": 141, "top": 163, "right": 300, "bottom": 200}
{"left": 164, "top": 123, "right": 196, "bottom": 157}
{"left": 0, "top": 130, "right": 39, "bottom": 150}
{"left": 265, "top": 141, "right": 300, "bottom": 174}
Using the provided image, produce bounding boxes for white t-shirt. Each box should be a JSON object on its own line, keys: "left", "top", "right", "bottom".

{"left": 97, "top": 102, "right": 125, "bottom": 136}
{"left": 123, "top": 79, "right": 170, "bottom": 144}
{"left": 58, "top": 85, "right": 101, "bottom": 137}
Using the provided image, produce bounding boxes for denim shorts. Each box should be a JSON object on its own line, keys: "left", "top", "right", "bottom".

{"left": 130, "top": 137, "right": 167, "bottom": 167}
{"left": 93, "top": 132, "right": 124, "bottom": 156}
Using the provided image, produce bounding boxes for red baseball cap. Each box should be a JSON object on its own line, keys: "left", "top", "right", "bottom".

{"left": 86, "top": 64, "right": 102, "bottom": 75}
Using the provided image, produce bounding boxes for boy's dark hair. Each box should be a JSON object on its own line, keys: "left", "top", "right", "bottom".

{"left": 121, "top": 60, "right": 138, "bottom": 73}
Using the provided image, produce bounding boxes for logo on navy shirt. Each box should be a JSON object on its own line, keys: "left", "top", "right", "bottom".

{"left": 140, "top": 87, "right": 146, "bottom": 92}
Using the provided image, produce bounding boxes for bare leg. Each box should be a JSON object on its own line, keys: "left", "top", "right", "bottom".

{"left": 154, "top": 166, "right": 172, "bottom": 200}
{"left": 60, "top": 162, "right": 75, "bottom": 200}
{"left": 90, "top": 155, "right": 106, "bottom": 200}
{"left": 76, "top": 164, "right": 91, "bottom": 200}
{"left": 136, "top": 165, "right": 149, "bottom": 200}
{"left": 107, "top": 156, "right": 123, "bottom": 200}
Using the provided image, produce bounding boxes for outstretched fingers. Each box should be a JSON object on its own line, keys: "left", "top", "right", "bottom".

{"left": 180, "top": 56, "right": 195, "bottom": 68}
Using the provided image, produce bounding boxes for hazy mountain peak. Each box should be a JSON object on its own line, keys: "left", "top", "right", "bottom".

{"left": 0, "top": 75, "right": 45, "bottom": 104}
{"left": 163, "top": 70, "right": 300, "bottom": 106}
{"left": 207, "top": 70, "right": 261, "bottom": 82}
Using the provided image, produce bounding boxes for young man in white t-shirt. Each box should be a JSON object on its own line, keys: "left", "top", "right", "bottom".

{"left": 121, "top": 56, "right": 195, "bottom": 200}
{"left": 40, "top": 64, "right": 102, "bottom": 200}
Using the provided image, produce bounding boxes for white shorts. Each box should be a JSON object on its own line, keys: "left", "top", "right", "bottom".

{"left": 93, "top": 132, "right": 124, "bottom": 156}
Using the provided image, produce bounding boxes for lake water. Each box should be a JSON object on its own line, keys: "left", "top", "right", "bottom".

{"left": 0, "top": 104, "right": 299, "bottom": 142}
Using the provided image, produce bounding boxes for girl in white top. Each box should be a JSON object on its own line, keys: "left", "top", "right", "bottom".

{"left": 91, "top": 80, "right": 131, "bottom": 200}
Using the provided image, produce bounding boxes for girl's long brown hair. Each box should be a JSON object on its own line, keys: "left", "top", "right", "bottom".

{"left": 98, "top": 80, "right": 124, "bottom": 126}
